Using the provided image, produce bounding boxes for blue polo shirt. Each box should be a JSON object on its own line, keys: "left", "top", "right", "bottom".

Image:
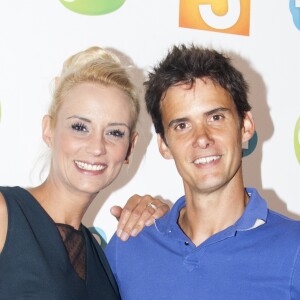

{"left": 106, "top": 188, "right": 300, "bottom": 300}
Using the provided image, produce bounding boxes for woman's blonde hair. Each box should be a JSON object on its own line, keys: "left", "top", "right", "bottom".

{"left": 49, "top": 46, "right": 140, "bottom": 134}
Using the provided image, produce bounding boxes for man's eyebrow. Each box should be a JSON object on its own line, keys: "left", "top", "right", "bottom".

{"left": 168, "top": 118, "right": 189, "bottom": 128}
{"left": 205, "top": 107, "right": 230, "bottom": 117}
{"left": 168, "top": 108, "right": 230, "bottom": 128}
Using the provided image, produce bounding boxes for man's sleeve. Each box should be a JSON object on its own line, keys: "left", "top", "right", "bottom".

{"left": 105, "top": 233, "right": 119, "bottom": 276}
{"left": 291, "top": 245, "right": 300, "bottom": 298}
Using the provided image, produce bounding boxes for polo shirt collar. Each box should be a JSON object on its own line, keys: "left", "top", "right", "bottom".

{"left": 156, "top": 187, "right": 268, "bottom": 236}
{"left": 235, "top": 187, "right": 267, "bottom": 231}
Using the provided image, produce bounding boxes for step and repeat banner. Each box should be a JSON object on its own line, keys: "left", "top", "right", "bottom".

{"left": 0, "top": 0, "right": 299, "bottom": 242}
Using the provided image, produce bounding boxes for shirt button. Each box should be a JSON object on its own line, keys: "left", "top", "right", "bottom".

{"left": 184, "top": 241, "right": 189, "bottom": 246}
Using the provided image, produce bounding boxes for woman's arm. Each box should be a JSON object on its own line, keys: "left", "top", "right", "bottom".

{"left": 0, "top": 193, "right": 8, "bottom": 253}
{"left": 110, "top": 194, "right": 170, "bottom": 241}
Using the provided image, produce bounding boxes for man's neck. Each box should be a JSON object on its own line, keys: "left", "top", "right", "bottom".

{"left": 178, "top": 187, "right": 249, "bottom": 247}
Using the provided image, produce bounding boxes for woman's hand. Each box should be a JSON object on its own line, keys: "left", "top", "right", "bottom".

{"left": 110, "top": 195, "right": 170, "bottom": 241}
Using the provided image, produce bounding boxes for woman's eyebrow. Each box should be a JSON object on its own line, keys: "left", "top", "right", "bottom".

{"left": 108, "top": 122, "right": 131, "bottom": 130}
{"left": 67, "top": 115, "right": 91, "bottom": 123}
{"left": 67, "top": 116, "right": 131, "bottom": 130}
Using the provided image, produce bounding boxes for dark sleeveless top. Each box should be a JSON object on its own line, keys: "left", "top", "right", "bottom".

{"left": 0, "top": 186, "right": 120, "bottom": 300}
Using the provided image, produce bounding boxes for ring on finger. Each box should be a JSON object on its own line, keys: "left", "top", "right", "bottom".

{"left": 147, "top": 202, "right": 158, "bottom": 210}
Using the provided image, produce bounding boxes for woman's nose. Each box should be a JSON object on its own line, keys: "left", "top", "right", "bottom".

{"left": 86, "top": 134, "right": 106, "bottom": 156}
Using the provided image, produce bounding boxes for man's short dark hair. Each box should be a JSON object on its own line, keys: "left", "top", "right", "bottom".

{"left": 144, "top": 44, "right": 251, "bottom": 141}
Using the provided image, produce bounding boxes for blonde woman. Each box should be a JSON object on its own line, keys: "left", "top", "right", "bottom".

{"left": 0, "top": 47, "right": 168, "bottom": 299}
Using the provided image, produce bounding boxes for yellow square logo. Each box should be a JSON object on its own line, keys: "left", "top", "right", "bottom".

{"left": 179, "top": 0, "right": 251, "bottom": 36}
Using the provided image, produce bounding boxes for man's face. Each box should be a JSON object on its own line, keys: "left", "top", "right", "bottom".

{"left": 158, "top": 78, "right": 254, "bottom": 197}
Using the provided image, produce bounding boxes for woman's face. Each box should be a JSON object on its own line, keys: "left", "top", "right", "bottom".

{"left": 43, "top": 82, "right": 137, "bottom": 197}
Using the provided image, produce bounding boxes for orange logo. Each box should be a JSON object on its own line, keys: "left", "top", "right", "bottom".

{"left": 179, "top": 0, "right": 251, "bottom": 36}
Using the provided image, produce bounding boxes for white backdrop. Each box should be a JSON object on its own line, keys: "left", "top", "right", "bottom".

{"left": 0, "top": 0, "right": 299, "bottom": 242}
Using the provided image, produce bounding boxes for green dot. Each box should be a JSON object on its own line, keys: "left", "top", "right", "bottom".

{"left": 59, "top": 0, "right": 125, "bottom": 15}
{"left": 242, "top": 131, "right": 258, "bottom": 157}
{"left": 294, "top": 116, "right": 300, "bottom": 164}
{"left": 89, "top": 227, "right": 107, "bottom": 249}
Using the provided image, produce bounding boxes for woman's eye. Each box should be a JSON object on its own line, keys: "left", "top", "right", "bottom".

{"left": 107, "top": 129, "right": 125, "bottom": 138}
{"left": 71, "top": 122, "right": 88, "bottom": 132}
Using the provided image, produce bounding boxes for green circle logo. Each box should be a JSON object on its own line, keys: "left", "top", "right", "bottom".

{"left": 242, "top": 131, "right": 258, "bottom": 157}
{"left": 59, "top": 0, "right": 125, "bottom": 16}
{"left": 89, "top": 226, "right": 107, "bottom": 249}
{"left": 294, "top": 116, "right": 300, "bottom": 164}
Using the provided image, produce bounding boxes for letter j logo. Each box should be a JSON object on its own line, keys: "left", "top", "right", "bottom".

{"left": 179, "top": 0, "right": 251, "bottom": 36}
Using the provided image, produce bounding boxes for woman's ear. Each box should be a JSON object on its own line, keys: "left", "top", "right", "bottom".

{"left": 242, "top": 111, "right": 255, "bottom": 144}
{"left": 124, "top": 132, "right": 139, "bottom": 164}
{"left": 157, "top": 134, "right": 173, "bottom": 160}
{"left": 54, "top": 76, "right": 60, "bottom": 89}
{"left": 42, "top": 115, "right": 54, "bottom": 148}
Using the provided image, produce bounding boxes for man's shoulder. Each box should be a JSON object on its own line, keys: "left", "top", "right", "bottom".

{"left": 266, "top": 209, "right": 300, "bottom": 240}
{"left": 106, "top": 195, "right": 185, "bottom": 259}
{"left": 108, "top": 219, "right": 164, "bottom": 246}
{"left": 268, "top": 209, "right": 300, "bottom": 225}
{"left": 106, "top": 199, "right": 182, "bottom": 253}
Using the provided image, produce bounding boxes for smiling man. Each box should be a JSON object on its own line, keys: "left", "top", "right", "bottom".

{"left": 106, "top": 44, "right": 300, "bottom": 299}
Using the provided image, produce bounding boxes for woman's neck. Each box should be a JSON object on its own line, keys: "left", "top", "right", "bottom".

{"left": 27, "top": 180, "right": 94, "bottom": 230}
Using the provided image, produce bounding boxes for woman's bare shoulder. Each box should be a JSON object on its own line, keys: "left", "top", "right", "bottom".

{"left": 0, "top": 192, "right": 8, "bottom": 253}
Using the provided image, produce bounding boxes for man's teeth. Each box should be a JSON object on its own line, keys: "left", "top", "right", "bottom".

{"left": 75, "top": 161, "right": 106, "bottom": 171}
{"left": 194, "top": 156, "right": 220, "bottom": 164}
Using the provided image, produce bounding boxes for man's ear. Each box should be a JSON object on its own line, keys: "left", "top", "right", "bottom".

{"left": 124, "top": 132, "right": 139, "bottom": 164}
{"left": 242, "top": 111, "right": 255, "bottom": 144}
{"left": 157, "top": 134, "right": 173, "bottom": 160}
{"left": 42, "top": 115, "right": 54, "bottom": 147}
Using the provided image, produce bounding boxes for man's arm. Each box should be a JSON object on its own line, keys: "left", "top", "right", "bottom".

{"left": 291, "top": 245, "right": 300, "bottom": 298}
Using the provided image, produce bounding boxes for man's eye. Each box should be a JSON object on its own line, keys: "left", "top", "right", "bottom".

{"left": 72, "top": 122, "right": 88, "bottom": 132}
{"left": 108, "top": 129, "right": 125, "bottom": 138}
{"left": 211, "top": 114, "right": 223, "bottom": 121}
{"left": 175, "top": 123, "right": 187, "bottom": 130}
